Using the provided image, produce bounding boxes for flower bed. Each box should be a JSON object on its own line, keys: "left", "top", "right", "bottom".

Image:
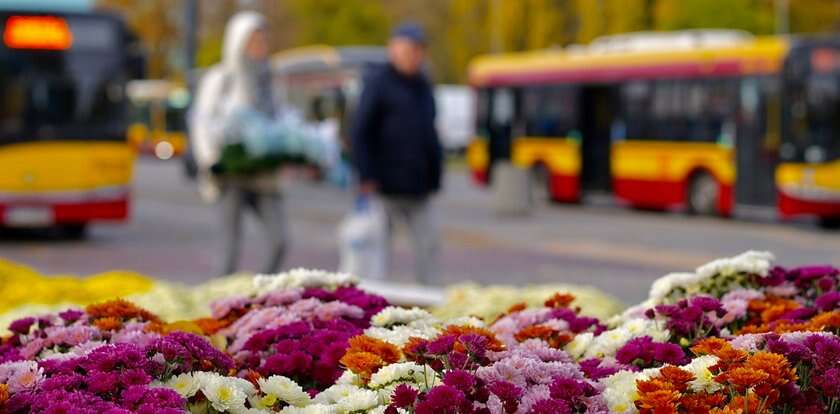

{"left": 1, "top": 251, "right": 839, "bottom": 413}
{"left": 0, "top": 264, "right": 623, "bottom": 335}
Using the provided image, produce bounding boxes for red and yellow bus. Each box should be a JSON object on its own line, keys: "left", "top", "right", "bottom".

{"left": 0, "top": 11, "right": 143, "bottom": 236}
{"left": 467, "top": 30, "right": 840, "bottom": 227}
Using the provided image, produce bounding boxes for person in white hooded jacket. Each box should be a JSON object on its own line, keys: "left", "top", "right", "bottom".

{"left": 190, "top": 11, "right": 288, "bottom": 275}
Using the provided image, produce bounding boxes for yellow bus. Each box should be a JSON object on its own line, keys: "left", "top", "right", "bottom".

{"left": 0, "top": 11, "right": 143, "bottom": 236}
{"left": 126, "top": 79, "right": 189, "bottom": 160}
{"left": 467, "top": 30, "right": 840, "bottom": 228}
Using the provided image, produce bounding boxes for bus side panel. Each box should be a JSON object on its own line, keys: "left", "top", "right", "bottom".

{"left": 776, "top": 161, "right": 840, "bottom": 217}
{"left": 611, "top": 141, "right": 735, "bottom": 212}
{"left": 512, "top": 137, "right": 580, "bottom": 202}
{"left": 0, "top": 142, "right": 135, "bottom": 224}
{"left": 466, "top": 137, "right": 490, "bottom": 185}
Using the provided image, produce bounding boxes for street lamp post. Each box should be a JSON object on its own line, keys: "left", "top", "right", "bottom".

{"left": 184, "top": 0, "right": 199, "bottom": 93}
{"left": 775, "top": 0, "right": 789, "bottom": 34}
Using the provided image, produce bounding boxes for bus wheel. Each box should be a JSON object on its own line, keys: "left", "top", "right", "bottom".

{"left": 818, "top": 217, "right": 840, "bottom": 230}
{"left": 530, "top": 165, "right": 551, "bottom": 204}
{"left": 687, "top": 172, "right": 719, "bottom": 216}
{"left": 59, "top": 223, "right": 88, "bottom": 240}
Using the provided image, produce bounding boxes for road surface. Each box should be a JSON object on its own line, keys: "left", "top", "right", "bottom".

{"left": 2, "top": 158, "right": 840, "bottom": 305}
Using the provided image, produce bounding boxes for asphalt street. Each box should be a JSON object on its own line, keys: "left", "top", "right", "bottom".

{"left": 2, "top": 158, "right": 840, "bottom": 305}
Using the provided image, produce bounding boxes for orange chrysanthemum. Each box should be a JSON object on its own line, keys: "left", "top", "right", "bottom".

{"left": 514, "top": 325, "right": 573, "bottom": 349}
{"left": 726, "top": 393, "right": 764, "bottom": 414}
{"left": 738, "top": 309, "right": 840, "bottom": 335}
{"left": 636, "top": 388, "right": 681, "bottom": 413}
{"left": 720, "top": 367, "right": 769, "bottom": 393}
{"left": 658, "top": 366, "right": 695, "bottom": 393}
{"left": 746, "top": 296, "right": 800, "bottom": 324}
{"left": 808, "top": 310, "right": 840, "bottom": 331}
{"left": 346, "top": 335, "right": 402, "bottom": 364}
{"left": 680, "top": 392, "right": 727, "bottom": 413}
{"left": 193, "top": 317, "right": 234, "bottom": 336}
{"left": 692, "top": 338, "right": 747, "bottom": 370}
{"left": 0, "top": 383, "right": 9, "bottom": 405}
{"left": 242, "top": 369, "right": 262, "bottom": 387}
{"left": 145, "top": 320, "right": 205, "bottom": 336}
{"left": 402, "top": 336, "right": 427, "bottom": 362}
{"left": 710, "top": 406, "right": 744, "bottom": 414}
{"left": 86, "top": 299, "right": 161, "bottom": 324}
{"left": 93, "top": 316, "right": 123, "bottom": 331}
{"left": 340, "top": 351, "right": 385, "bottom": 381}
{"left": 441, "top": 325, "right": 505, "bottom": 352}
{"left": 691, "top": 338, "right": 729, "bottom": 356}
{"left": 745, "top": 351, "right": 796, "bottom": 385}
{"left": 507, "top": 302, "right": 528, "bottom": 314}
{"left": 544, "top": 292, "right": 576, "bottom": 309}
{"left": 637, "top": 378, "right": 677, "bottom": 394}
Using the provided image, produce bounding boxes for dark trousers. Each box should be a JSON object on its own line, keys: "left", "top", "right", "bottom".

{"left": 220, "top": 186, "right": 288, "bottom": 276}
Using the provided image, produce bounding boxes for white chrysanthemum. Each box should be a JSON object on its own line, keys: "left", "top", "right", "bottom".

{"left": 622, "top": 318, "right": 655, "bottom": 336}
{"left": 446, "top": 316, "right": 486, "bottom": 327}
{"left": 585, "top": 327, "right": 633, "bottom": 358}
{"left": 600, "top": 370, "right": 641, "bottom": 414}
{"left": 166, "top": 372, "right": 200, "bottom": 398}
{"left": 335, "top": 388, "right": 380, "bottom": 412}
{"left": 335, "top": 369, "right": 362, "bottom": 386}
{"left": 279, "top": 404, "right": 339, "bottom": 414}
{"left": 683, "top": 355, "right": 721, "bottom": 393}
{"left": 364, "top": 323, "right": 440, "bottom": 347}
{"left": 259, "top": 375, "right": 311, "bottom": 407}
{"left": 372, "top": 306, "right": 433, "bottom": 327}
{"left": 368, "top": 362, "right": 438, "bottom": 390}
{"left": 254, "top": 268, "right": 358, "bottom": 291}
{"left": 314, "top": 384, "right": 364, "bottom": 405}
{"left": 649, "top": 272, "right": 696, "bottom": 303}
{"left": 695, "top": 251, "right": 775, "bottom": 280}
{"left": 564, "top": 332, "right": 594, "bottom": 359}
{"left": 202, "top": 375, "right": 248, "bottom": 412}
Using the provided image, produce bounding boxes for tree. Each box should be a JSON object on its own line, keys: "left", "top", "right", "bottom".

{"left": 652, "top": 0, "right": 775, "bottom": 34}
{"left": 287, "top": 0, "right": 390, "bottom": 46}
{"left": 789, "top": 0, "right": 840, "bottom": 33}
{"left": 96, "top": 0, "right": 180, "bottom": 78}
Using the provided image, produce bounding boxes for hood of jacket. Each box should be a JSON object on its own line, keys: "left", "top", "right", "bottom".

{"left": 222, "top": 11, "right": 267, "bottom": 72}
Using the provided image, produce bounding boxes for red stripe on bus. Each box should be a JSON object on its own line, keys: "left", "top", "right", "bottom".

{"left": 778, "top": 191, "right": 840, "bottom": 218}
{"left": 614, "top": 177, "right": 733, "bottom": 215}
{"left": 0, "top": 198, "right": 129, "bottom": 225}
{"left": 549, "top": 173, "right": 580, "bottom": 202}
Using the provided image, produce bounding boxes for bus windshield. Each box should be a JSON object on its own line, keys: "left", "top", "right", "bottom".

{"left": 0, "top": 13, "right": 129, "bottom": 143}
{"left": 784, "top": 43, "right": 840, "bottom": 163}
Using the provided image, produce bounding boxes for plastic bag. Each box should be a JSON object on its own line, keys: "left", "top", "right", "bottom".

{"left": 339, "top": 196, "right": 387, "bottom": 280}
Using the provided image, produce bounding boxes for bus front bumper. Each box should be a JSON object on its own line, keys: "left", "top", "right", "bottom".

{"left": 0, "top": 187, "right": 129, "bottom": 226}
{"left": 778, "top": 188, "right": 840, "bottom": 218}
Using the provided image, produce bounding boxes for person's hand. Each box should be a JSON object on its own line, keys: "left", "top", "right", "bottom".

{"left": 359, "top": 181, "right": 377, "bottom": 195}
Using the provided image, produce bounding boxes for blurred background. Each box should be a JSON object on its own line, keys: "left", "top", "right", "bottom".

{"left": 3, "top": 0, "right": 840, "bottom": 305}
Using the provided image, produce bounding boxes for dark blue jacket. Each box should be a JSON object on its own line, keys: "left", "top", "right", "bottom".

{"left": 351, "top": 64, "right": 443, "bottom": 197}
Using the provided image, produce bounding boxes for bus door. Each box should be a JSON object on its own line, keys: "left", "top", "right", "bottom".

{"left": 735, "top": 77, "right": 778, "bottom": 206}
{"left": 580, "top": 85, "right": 618, "bottom": 192}
{"left": 487, "top": 87, "right": 519, "bottom": 179}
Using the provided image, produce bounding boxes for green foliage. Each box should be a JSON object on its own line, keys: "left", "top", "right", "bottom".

{"left": 96, "top": 0, "right": 840, "bottom": 83}
{"left": 653, "top": 0, "right": 775, "bottom": 34}
{"left": 288, "top": 0, "right": 390, "bottom": 46}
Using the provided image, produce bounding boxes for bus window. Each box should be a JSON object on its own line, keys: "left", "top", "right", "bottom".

{"left": 523, "top": 85, "right": 578, "bottom": 138}
{"left": 621, "top": 80, "right": 653, "bottom": 140}
{"left": 0, "top": 14, "right": 129, "bottom": 142}
{"left": 492, "top": 87, "right": 515, "bottom": 126}
{"left": 475, "top": 88, "right": 491, "bottom": 138}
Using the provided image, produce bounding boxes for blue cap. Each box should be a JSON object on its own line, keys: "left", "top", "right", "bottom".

{"left": 391, "top": 22, "right": 427, "bottom": 45}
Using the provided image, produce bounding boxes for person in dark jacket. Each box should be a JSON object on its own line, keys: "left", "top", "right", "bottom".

{"left": 351, "top": 23, "right": 443, "bottom": 284}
